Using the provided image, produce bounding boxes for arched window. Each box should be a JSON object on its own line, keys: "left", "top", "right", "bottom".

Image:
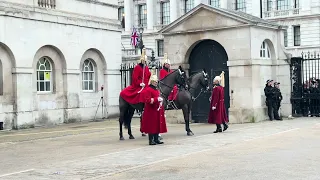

{"left": 37, "top": 57, "right": 52, "bottom": 92}
{"left": 260, "top": 41, "right": 271, "bottom": 59}
{"left": 82, "top": 59, "right": 95, "bottom": 91}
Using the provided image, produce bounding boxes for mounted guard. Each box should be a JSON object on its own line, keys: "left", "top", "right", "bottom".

{"left": 120, "top": 48, "right": 151, "bottom": 104}
{"left": 159, "top": 53, "right": 178, "bottom": 104}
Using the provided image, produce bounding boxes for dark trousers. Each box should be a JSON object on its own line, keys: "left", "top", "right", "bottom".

{"left": 267, "top": 100, "right": 280, "bottom": 120}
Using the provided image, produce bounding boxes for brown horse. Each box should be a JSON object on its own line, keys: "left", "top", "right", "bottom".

{"left": 118, "top": 66, "right": 187, "bottom": 140}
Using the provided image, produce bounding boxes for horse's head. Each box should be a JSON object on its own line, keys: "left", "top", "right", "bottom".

{"left": 176, "top": 65, "right": 187, "bottom": 87}
{"left": 200, "top": 68, "right": 210, "bottom": 92}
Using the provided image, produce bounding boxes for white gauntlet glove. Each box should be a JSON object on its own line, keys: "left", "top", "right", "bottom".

{"left": 140, "top": 83, "right": 145, "bottom": 87}
{"left": 212, "top": 106, "right": 216, "bottom": 110}
{"left": 157, "top": 97, "right": 163, "bottom": 102}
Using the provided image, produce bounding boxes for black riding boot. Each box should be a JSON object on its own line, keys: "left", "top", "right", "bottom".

{"left": 223, "top": 123, "right": 229, "bottom": 131}
{"left": 148, "top": 134, "right": 156, "bottom": 145}
{"left": 154, "top": 134, "right": 164, "bottom": 144}
{"left": 213, "top": 124, "right": 222, "bottom": 133}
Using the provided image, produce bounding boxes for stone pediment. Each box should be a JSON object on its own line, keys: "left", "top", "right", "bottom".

{"left": 160, "top": 3, "right": 280, "bottom": 34}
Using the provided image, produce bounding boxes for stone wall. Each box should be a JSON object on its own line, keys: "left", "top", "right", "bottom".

{"left": 0, "top": 1, "right": 121, "bottom": 129}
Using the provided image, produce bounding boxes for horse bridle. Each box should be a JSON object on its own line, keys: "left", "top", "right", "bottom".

{"left": 188, "top": 71, "right": 209, "bottom": 101}
{"left": 158, "top": 69, "right": 185, "bottom": 100}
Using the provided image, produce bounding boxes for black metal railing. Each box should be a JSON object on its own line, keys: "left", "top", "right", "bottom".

{"left": 291, "top": 52, "right": 320, "bottom": 117}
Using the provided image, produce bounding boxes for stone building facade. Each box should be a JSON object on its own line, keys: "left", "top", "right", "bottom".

{"left": 0, "top": 0, "right": 121, "bottom": 129}
{"left": 160, "top": 4, "right": 290, "bottom": 123}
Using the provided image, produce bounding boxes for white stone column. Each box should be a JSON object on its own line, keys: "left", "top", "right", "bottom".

{"left": 221, "top": 0, "right": 228, "bottom": 9}
{"left": 170, "top": 0, "right": 178, "bottom": 23}
{"left": 147, "top": 0, "right": 154, "bottom": 30}
{"left": 124, "top": 0, "right": 133, "bottom": 32}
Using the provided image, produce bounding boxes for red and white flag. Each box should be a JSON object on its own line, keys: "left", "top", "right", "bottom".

{"left": 130, "top": 27, "right": 139, "bottom": 47}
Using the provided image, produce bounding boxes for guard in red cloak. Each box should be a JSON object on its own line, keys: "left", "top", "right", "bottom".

{"left": 208, "top": 75, "right": 229, "bottom": 133}
{"left": 120, "top": 48, "right": 151, "bottom": 104}
{"left": 159, "top": 53, "right": 178, "bottom": 101}
{"left": 141, "top": 75, "right": 167, "bottom": 145}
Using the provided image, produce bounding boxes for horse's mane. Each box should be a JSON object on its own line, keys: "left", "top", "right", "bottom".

{"left": 160, "top": 69, "right": 183, "bottom": 81}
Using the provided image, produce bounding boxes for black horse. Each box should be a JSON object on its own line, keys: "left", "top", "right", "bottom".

{"left": 118, "top": 66, "right": 187, "bottom": 140}
{"left": 160, "top": 69, "right": 209, "bottom": 136}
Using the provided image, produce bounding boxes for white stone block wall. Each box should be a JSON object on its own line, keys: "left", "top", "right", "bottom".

{"left": 0, "top": 1, "right": 121, "bottom": 129}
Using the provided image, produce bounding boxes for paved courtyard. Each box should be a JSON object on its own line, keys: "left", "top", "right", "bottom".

{"left": 0, "top": 117, "right": 319, "bottom": 180}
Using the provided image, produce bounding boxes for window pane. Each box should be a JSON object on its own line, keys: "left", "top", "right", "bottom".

{"left": 89, "top": 81, "right": 93, "bottom": 90}
{"left": 40, "top": 82, "right": 45, "bottom": 91}
{"left": 83, "top": 73, "right": 88, "bottom": 80}
{"left": 45, "top": 82, "right": 50, "bottom": 91}
{"left": 84, "top": 81, "right": 89, "bottom": 90}
{"left": 89, "top": 72, "right": 93, "bottom": 80}
{"left": 161, "top": 2, "right": 170, "bottom": 25}
{"left": 39, "top": 71, "right": 44, "bottom": 80}
{"left": 260, "top": 50, "right": 263, "bottom": 57}
{"left": 89, "top": 62, "right": 94, "bottom": 71}
{"left": 45, "top": 61, "right": 51, "bottom": 70}
{"left": 210, "top": 0, "right": 220, "bottom": 7}
{"left": 37, "top": 82, "right": 40, "bottom": 91}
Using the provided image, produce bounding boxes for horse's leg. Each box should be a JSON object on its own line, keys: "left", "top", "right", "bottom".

{"left": 128, "top": 106, "right": 135, "bottom": 139}
{"left": 182, "top": 104, "right": 194, "bottom": 136}
{"left": 119, "top": 98, "right": 128, "bottom": 140}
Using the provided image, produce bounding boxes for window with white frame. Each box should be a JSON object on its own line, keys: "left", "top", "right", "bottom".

{"left": 265, "top": 0, "right": 272, "bottom": 11}
{"left": 234, "top": 0, "right": 246, "bottom": 12}
{"left": 118, "top": 7, "right": 125, "bottom": 28}
{"left": 157, "top": 40, "right": 164, "bottom": 57}
{"left": 82, "top": 59, "right": 95, "bottom": 91}
{"left": 260, "top": 41, "right": 271, "bottom": 59}
{"left": 138, "top": 4, "right": 147, "bottom": 27}
{"left": 277, "top": 0, "right": 289, "bottom": 10}
{"left": 161, "top": 1, "right": 170, "bottom": 25}
{"left": 184, "top": 0, "right": 194, "bottom": 13}
{"left": 293, "top": 25, "right": 300, "bottom": 46}
{"left": 37, "top": 57, "right": 52, "bottom": 92}
{"left": 209, "top": 0, "right": 220, "bottom": 7}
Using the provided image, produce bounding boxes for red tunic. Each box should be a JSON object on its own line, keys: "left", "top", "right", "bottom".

{"left": 208, "top": 85, "right": 228, "bottom": 124}
{"left": 141, "top": 85, "right": 167, "bottom": 134}
{"left": 120, "top": 64, "right": 151, "bottom": 104}
{"left": 159, "top": 68, "right": 178, "bottom": 100}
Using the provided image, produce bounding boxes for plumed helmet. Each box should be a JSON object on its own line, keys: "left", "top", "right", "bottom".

{"left": 138, "top": 48, "right": 148, "bottom": 64}
{"left": 162, "top": 53, "right": 171, "bottom": 65}
{"left": 150, "top": 75, "right": 158, "bottom": 82}
{"left": 213, "top": 76, "right": 221, "bottom": 82}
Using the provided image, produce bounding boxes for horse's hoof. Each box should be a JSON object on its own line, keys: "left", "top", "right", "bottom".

{"left": 187, "top": 132, "right": 194, "bottom": 136}
{"left": 120, "top": 137, "right": 125, "bottom": 140}
{"left": 129, "top": 135, "right": 135, "bottom": 139}
{"left": 141, "top": 133, "right": 146, "bottom": 137}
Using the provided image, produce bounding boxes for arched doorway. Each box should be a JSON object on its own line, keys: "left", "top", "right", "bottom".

{"left": 188, "top": 39, "right": 229, "bottom": 123}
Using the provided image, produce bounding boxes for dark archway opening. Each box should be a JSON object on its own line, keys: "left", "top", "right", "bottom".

{"left": 189, "top": 39, "right": 230, "bottom": 123}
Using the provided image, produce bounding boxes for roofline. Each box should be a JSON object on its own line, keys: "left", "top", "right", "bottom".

{"left": 159, "top": 3, "right": 281, "bottom": 33}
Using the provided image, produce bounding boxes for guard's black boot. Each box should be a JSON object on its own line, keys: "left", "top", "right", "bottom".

{"left": 148, "top": 134, "right": 156, "bottom": 145}
{"left": 154, "top": 134, "right": 164, "bottom": 144}
{"left": 223, "top": 123, "right": 229, "bottom": 131}
{"left": 213, "top": 124, "right": 222, "bottom": 133}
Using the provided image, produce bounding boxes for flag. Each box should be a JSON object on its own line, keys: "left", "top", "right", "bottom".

{"left": 130, "top": 27, "right": 139, "bottom": 47}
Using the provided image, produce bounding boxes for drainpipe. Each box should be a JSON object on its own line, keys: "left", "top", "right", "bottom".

{"left": 260, "top": 0, "right": 263, "bottom": 18}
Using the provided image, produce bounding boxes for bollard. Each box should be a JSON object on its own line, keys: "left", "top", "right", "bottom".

{"left": 0, "top": 122, "right": 3, "bottom": 130}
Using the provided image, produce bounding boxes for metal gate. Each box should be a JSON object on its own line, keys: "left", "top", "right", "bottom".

{"left": 189, "top": 40, "right": 230, "bottom": 123}
{"left": 291, "top": 52, "right": 320, "bottom": 117}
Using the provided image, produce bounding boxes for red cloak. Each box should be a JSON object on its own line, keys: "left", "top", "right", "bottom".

{"left": 141, "top": 85, "right": 167, "bottom": 134}
{"left": 120, "top": 64, "right": 151, "bottom": 104}
{"left": 159, "top": 68, "right": 178, "bottom": 100}
{"left": 208, "top": 85, "right": 228, "bottom": 124}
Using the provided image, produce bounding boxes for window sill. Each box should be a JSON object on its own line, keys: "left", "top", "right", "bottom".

{"left": 82, "top": 90, "right": 96, "bottom": 93}
{"left": 37, "top": 92, "right": 53, "bottom": 95}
